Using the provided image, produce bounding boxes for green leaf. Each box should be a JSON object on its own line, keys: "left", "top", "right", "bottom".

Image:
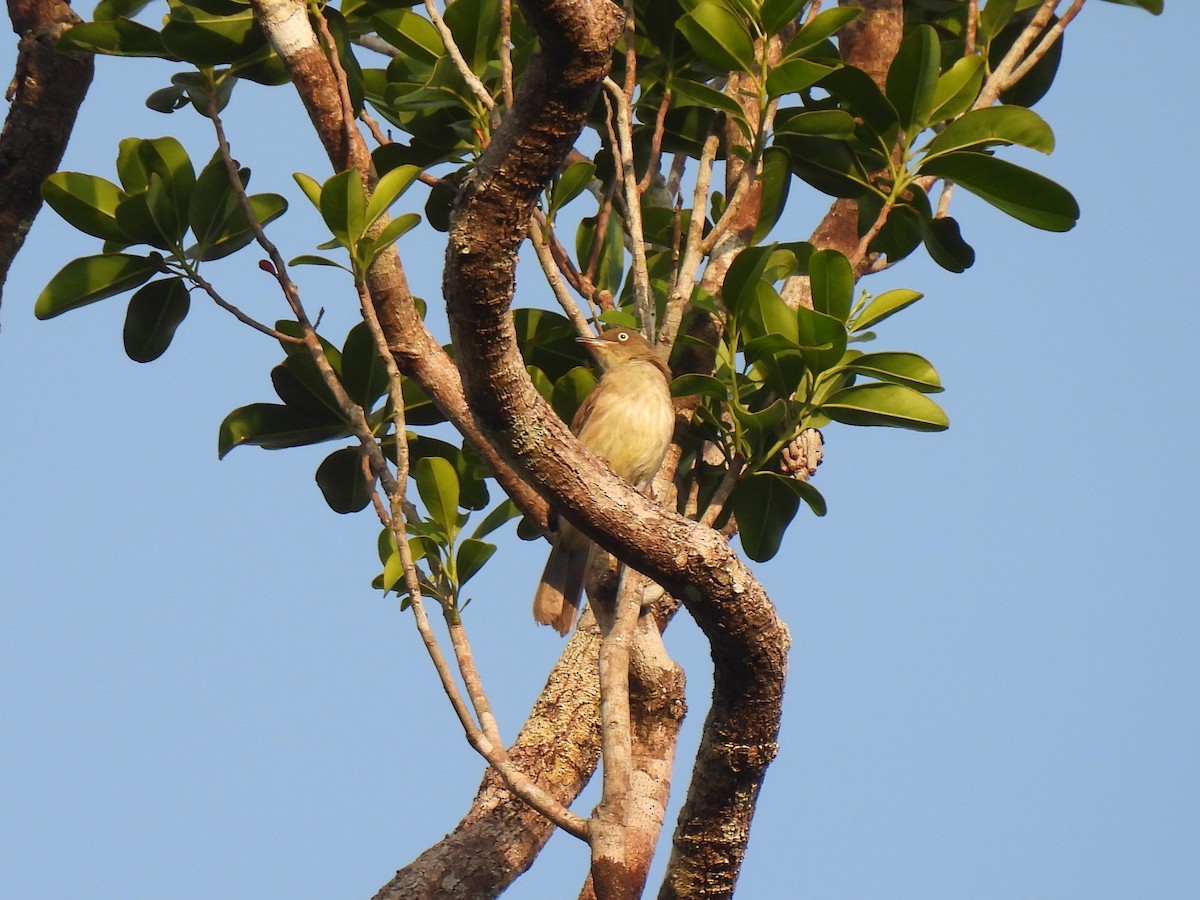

{"left": 35, "top": 253, "right": 159, "bottom": 319}
{"left": 753, "top": 146, "right": 792, "bottom": 243}
{"left": 195, "top": 192, "right": 287, "bottom": 261}
{"left": 161, "top": 0, "right": 266, "bottom": 68}
{"left": 358, "top": 212, "right": 421, "bottom": 267}
{"left": 777, "top": 134, "right": 873, "bottom": 199}
{"left": 549, "top": 161, "right": 596, "bottom": 215}
{"left": 921, "top": 215, "right": 975, "bottom": 273}
{"left": 745, "top": 280, "right": 799, "bottom": 344}
{"left": 978, "top": 0, "right": 1018, "bottom": 39}
{"left": 217, "top": 402, "right": 349, "bottom": 458}
{"left": 315, "top": 446, "right": 373, "bottom": 514}
{"left": 988, "top": 11, "right": 1063, "bottom": 107}
{"left": 57, "top": 19, "right": 169, "bottom": 57}
{"left": 795, "top": 304, "right": 847, "bottom": 375}
{"left": 670, "top": 373, "right": 729, "bottom": 400}
{"left": 293, "top": 171, "right": 323, "bottom": 210}
{"left": 850, "top": 288, "right": 923, "bottom": 332}
{"left": 1098, "top": 0, "right": 1161, "bottom": 11}
{"left": 669, "top": 77, "right": 751, "bottom": 130}
{"left": 760, "top": 0, "right": 809, "bottom": 34}
{"left": 920, "top": 152, "right": 1079, "bottom": 231}
{"left": 41, "top": 172, "right": 129, "bottom": 243}
{"left": 928, "top": 55, "right": 986, "bottom": 123}
{"left": 319, "top": 168, "right": 367, "bottom": 247}
{"left": 455, "top": 538, "right": 496, "bottom": 587}
{"left": 781, "top": 5, "right": 861, "bottom": 56}
{"left": 773, "top": 108, "right": 856, "bottom": 138}
{"left": 415, "top": 455, "right": 460, "bottom": 533}
{"left": 923, "top": 105, "right": 1055, "bottom": 160}
{"left": 341, "top": 321, "right": 390, "bottom": 410}
{"left": 364, "top": 164, "right": 421, "bottom": 230}
{"left": 470, "top": 498, "right": 522, "bottom": 541}
{"left": 733, "top": 472, "right": 800, "bottom": 562}
{"left": 117, "top": 136, "right": 195, "bottom": 203}
{"left": 442, "top": 0, "right": 501, "bottom": 71}
{"left": 766, "top": 57, "right": 837, "bottom": 99}
{"left": 839, "top": 351, "right": 943, "bottom": 393}
{"left": 676, "top": 0, "right": 758, "bottom": 72}
{"left": 808, "top": 248, "right": 854, "bottom": 322}
{"left": 551, "top": 366, "right": 597, "bottom": 425}
{"left": 886, "top": 24, "right": 940, "bottom": 134}
{"left": 123, "top": 277, "right": 190, "bottom": 362}
{"left": 371, "top": 8, "right": 443, "bottom": 64}
{"left": 723, "top": 245, "right": 777, "bottom": 320}
{"left": 821, "top": 382, "right": 949, "bottom": 431}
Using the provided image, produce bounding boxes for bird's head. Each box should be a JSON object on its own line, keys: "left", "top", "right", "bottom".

{"left": 577, "top": 328, "right": 662, "bottom": 370}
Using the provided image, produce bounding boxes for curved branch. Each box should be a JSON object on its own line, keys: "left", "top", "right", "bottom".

{"left": 443, "top": 3, "right": 790, "bottom": 897}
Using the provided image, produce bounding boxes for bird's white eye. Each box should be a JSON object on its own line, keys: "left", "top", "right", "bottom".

{"left": 617, "top": 331, "right": 629, "bottom": 342}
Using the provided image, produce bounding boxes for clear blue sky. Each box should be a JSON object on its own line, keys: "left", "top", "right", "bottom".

{"left": 2, "top": 3, "right": 1197, "bottom": 898}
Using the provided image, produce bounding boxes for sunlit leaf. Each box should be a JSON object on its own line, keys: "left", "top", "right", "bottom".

{"left": 821, "top": 382, "right": 949, "bottom": 431}
{"left": 35, "top": 253, "right": 159, "bottom": 319}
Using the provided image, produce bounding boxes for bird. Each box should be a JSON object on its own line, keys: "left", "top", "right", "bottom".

{"left": 532, "top": 327, "right": 675, "bottom": 635}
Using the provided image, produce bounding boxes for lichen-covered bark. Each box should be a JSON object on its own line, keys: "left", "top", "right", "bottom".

{"left": 0, "top": 0, "right": 93, "bottom": 311}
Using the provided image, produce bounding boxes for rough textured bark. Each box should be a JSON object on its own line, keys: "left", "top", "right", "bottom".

{"left": 0, "top": 0, "right": 93, "bottom": 312}
{"left": 444, "top": 4, "right": 790, "bottom": 900}
{"left": 804, "top": 0, "right": 905, "bottom": 266}
{"left": 375, "top": 620, "right": 604, "bottom": 900}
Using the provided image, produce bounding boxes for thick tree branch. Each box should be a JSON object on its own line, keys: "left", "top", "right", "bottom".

{"left": 0, "top": 0, "right": 92, "bottom": 312}
{"left": 443, "top": 4, "right": 789, "bottom": 898}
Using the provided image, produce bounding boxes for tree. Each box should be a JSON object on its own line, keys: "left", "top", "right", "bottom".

{"left": 1, "top": 0, "right": 1165, "bottom": 897}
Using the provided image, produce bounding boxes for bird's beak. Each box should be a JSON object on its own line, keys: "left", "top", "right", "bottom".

{"left": 576, "top": 335, "right": 602, "bottom": 347}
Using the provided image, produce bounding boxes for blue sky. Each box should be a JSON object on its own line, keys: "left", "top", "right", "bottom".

{"left": 2, "top": 3, "right": 1197, "bottom": 898}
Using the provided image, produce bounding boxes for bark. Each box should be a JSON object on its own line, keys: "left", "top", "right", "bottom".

{"left": 0, "top": 0, "right": 93, "bottom": 312}
{"left": 375, "top": 619, "right": 604, "bottom": 900}
{"left": 444, "top": 4, "right": 789, "bottom": 900}
{"left": 802, "top": 0, "right": 904, "bottom": 268}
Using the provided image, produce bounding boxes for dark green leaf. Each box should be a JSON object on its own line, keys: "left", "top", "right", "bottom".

{"left": 470, "top": 498, "right": 521, "bottom": 541}
{"left": 821, "top": 382, "right": 949, "bottom": 431}
{"left": 217, "top": 402, "right": 349, "bottom": 457}
{"left": 549, "top": 161, "right": 596, "bottom": 215}
{"left": 341, "top": 321, "right": 390, "bottom": 410}
{"left": 781, "top": 5, "right": 861, "bottom": 55}
{"left": 759, "top": 0, "right": 809, "bottom": 34}
{"left": 1097, "top": 0, "right": 1161, "bottom": 11}
{"left": 670, "top": 373, "right": 729, "bottom": 400}
{"left": 773, "top": 108, "right": 856, "bottom": 137}
{"left": 988, "top": 11, "right": 1062, "bottom": 107}
{"left": 35, "top": 253, "right": 159, "bottom": 319}
{"left": 777, "top": 134, "right": 873, "bottom": 199}
{"left": 123, "top": 277, "right": 190, "bottom": 362}
{"left": 920, "top": 152, "right": 1079, "bottom": 231}
{"left": 753, "top": 146, "right": 792, "bottom": 243}
{"left": 319, "top": 168, "right": 367, "bottom": 247}
{"left": 442, "top": 0, "right": 501, "bottom": 71}
{"left": 795, "top": 304, "right": 848, "bottom": 375}
{"left": 315, "top": 446, "right": 373, "bottom": 514}
{"left": 41, "top": 172, "right": 129, "bottom": 243}
{"left": 766, "top": 58, "right": 837, "bottom": 98}
{"left": 676, "top": 0, "right": 758, "bottom": 72}
{"left": 808, "top": 248, "right": 854, "bottom": 322}
{"left": 57, "top": 19, "right": 169, "bottom": 57}
{"left": 195, "top": 192, "right": 287, "bottom": 261}
{"left": 552, "top": 367, "right": 597, "bottom": 426}
{"left": 886, "top": 24, "right": 940, "bottom": 133}
{"left": 921, "top": 215, "right": 975, "bottom": 273}
{"left": 455, "top": 538, "right": 497, "bottom": 587}
{"left": 733, "top": 472, "right": 800, "bottom": 562}
{"left": 839, "top": 351, "right": 943, "bottom": 392}
{"left": 160, "top": 0, "right": 266, "bottom": 67}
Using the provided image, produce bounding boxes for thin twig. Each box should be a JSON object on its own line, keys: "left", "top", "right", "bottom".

{"left": 530, "top": 216, "right": 595, "bottom": 336}
{"left": 637, "top": 88, "right": 673, "bottom": 195}
{"left": 603, "top": 77, "right": 654, "bottom": 335}
{"left": 500, "top": 0, "right": 514, "bottom": 109}
{"left": 975, "top": 0, "right": 1059, "bottom": 109}
{"left": 185, "top": 265, "right": 303, "bottom": 344}
{"left": 1009, "top": 0, "right": 1085, "bottom": 85}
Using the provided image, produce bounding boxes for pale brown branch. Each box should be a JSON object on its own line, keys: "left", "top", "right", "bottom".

{"left": 975, "top": 0, "right": 1059, "bottom": 109}
{"left": 530, "top": 215, "right": 595, "bottom": 336}
{"left": 603, "top": 76, "right": 654, "bottom": 334}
